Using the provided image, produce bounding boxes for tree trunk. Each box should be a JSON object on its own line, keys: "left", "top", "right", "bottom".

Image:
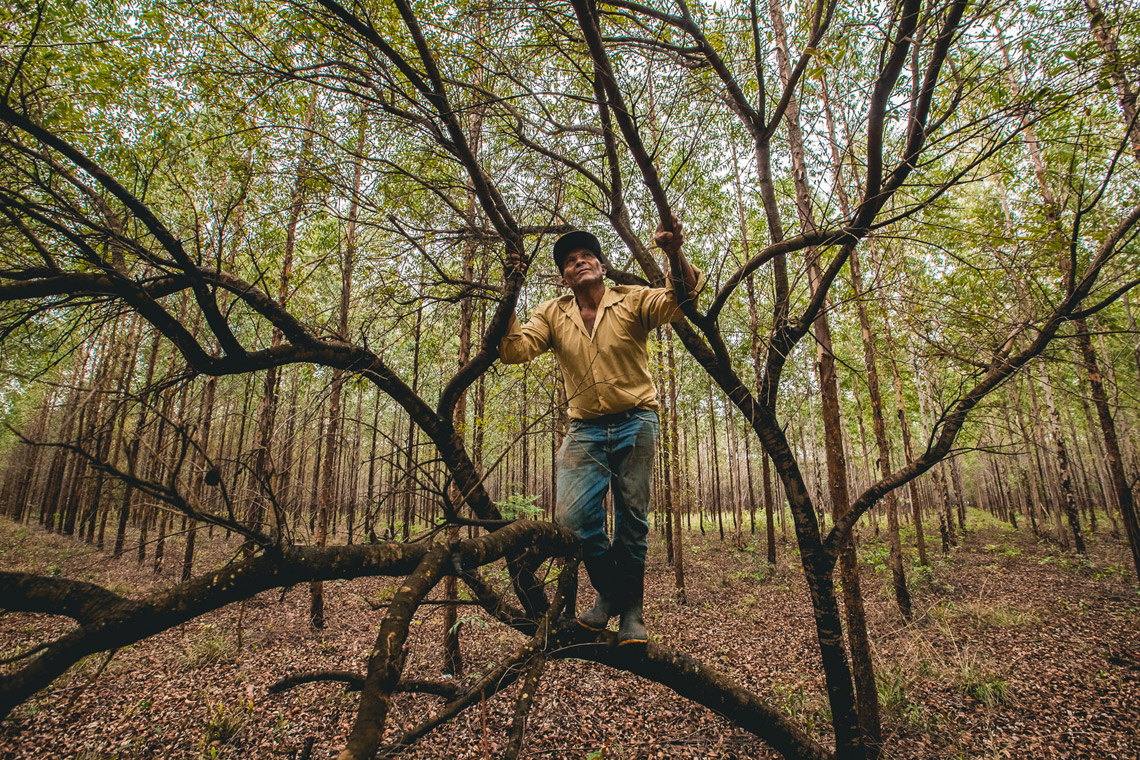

{"left": 666, "top": 326, "right": 686, "bottom": 601}
{"left": 708, "top": 382, "right": 725, "bottom": 542}
{"left": 852, "top": 258, "right": 910, "bottom": 613}
{"left": 1036, "top": 359, "right": 1086, "bottom": 554}
{"left": 764, "top": 0, "right": 880, "bottom": 743}
{"left": 1075, "top": 318, "right": 1140, "bottom": 575}
{"left": 883, "top": 316, "right": 928, "bottom": 567}
{"left": 402, "top": 301, "right": 424, "bottom": 540}
{"left": 1084, "top": 0, "right": 1140, "bottom": 160}
{"left": 311, "top": 111, "right": 364, "bottom": 629}
{"left": 657, "top": 327, "right": 674, "bottom": 563}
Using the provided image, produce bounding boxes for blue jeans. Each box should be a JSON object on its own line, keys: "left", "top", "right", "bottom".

{"left": 555, "top": 409, "right": 659, "bottom": 566}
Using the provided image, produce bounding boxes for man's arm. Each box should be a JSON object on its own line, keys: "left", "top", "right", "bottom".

{"left": 499, "top": 310, "right": 553, "bottom": 364}
{"left": 653, "top": 213, "right": 698, "bottom": 294}
{"left": 641, "top": 214, "right": 705, "bottom": 329}
{"left": 499, "top": 247, "right": 552, "bottom": 364}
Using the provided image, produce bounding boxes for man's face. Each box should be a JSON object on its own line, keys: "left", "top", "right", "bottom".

{"left": 560, "top": 247, "right": 605, "bottom": 290}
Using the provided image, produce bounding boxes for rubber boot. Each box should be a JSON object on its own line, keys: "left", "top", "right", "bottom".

{"left": 577, "top": 553, "right": 619, "bottom": 631}
{"left": 617, "top": 560, "right": 647, "bottom": 646}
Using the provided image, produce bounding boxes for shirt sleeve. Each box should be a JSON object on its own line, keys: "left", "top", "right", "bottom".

{"left": 499, "top": 310, "right": 553, "bottom": 364}
{"left": 640, "top": 268, "right": 706, "bottom": 331}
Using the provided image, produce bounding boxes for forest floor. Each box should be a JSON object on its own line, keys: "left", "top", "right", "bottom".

{"left": 1, "top": 510, "right": 1138, "bottom": 760}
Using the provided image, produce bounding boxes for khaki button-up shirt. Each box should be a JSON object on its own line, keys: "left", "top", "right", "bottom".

{"left": 500, "top": 275, "right": 704, "bottom": 420}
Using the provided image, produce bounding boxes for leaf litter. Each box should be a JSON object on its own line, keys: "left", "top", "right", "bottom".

{"left": 1, "top": 517, "right": 1137, "bottom": 759}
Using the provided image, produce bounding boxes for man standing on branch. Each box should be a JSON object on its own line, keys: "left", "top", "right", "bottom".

{"left": 500, "top": 215, "right": 701, "bottom": 645}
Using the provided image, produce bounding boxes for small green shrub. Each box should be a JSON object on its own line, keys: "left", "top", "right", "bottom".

{"left": 124, "top": 697, "right": 152, "bottom": 716}
{"left": 199, "top": 701, "right": 251, "bottom": 756}
{"left": 909, "top": 563, "right": 934, "bottom": 593}
{"left": 861, "top": 543, "right": 891, "bottom": 572}
{"left": 1093, "top": 564, "right": 1126, "bottom": 580}
{"left": 495, "top": 491, "right": 543, "bottom": 520}
{"left": 876, "top": 663, "right": 909, "bottom": 715}
{"left": 773, "top": 682, "right": 811, "bottom": 721}
{"left": 449, "top": 611, "right": 493, "bottom": 635}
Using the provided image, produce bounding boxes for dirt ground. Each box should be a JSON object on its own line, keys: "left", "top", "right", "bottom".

{"left": 1, "top": 510, "right": 1138, "bottom": 760}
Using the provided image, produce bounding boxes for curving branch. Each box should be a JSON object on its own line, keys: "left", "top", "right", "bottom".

{"left": 0, "top": 102, "right": 244, "bottom": 357}
{"left": 504, "top": 651, "right": 546, "bottom": 760}
{"left": 569, "top": 0, "right": 675, "bottom": 234}
{"left": 268, "top": 670, "right": 462, "bottom": 699}
{"left": 0, "top": 520, "right": 578, "bottom": 723}
{"left": 339, "top": 543, "right": 452, "bottom": 760}
{"left": 0, "top": 573, "right": 125, "bottom": 626}
{"left": 309, "top": 0, "right": 530, "bottom": 429}
{"left": 10, "top": 427, "right": 261, "bottom": 541}
{"left": 381, "top": 551, "right": 577, "bottom": 755}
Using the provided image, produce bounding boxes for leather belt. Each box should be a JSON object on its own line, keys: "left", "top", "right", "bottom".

{"left": 574, "top": 408, "right": 652, "bottom": 426}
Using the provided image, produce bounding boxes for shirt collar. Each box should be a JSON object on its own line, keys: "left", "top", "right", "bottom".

{"left": 557, "top": 285, "right": 629, "bottom": 337}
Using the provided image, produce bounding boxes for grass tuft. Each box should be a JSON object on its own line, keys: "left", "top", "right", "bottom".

{"left": 198, "top": 700, "right": 251, "bottom": 757}
{"left": 928, "top": 599, "right": 1038, "bottom": 629}
{"left": 181, "top": 625, "right": 236, "bottom": 668}
{"left": 958, "top": 653, "right": 1012, "bottom": 707}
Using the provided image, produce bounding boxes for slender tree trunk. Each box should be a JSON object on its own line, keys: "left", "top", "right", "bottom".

{"left": 1037, "top": 359, "right": 1086, "bottom": 554}
{"left": 726, "top": 398, "right": 743, "bottom": 541}
{"left": 763, "top": 451, "right": 776, "bottom": 566}
{"left": 1084, "top": 0, "right": 1140, "bottom": 160}
{"left": 736, "top": 147, "right": 774, "bottom": 564}
{"left": 1075, "top": 318, "right": 1140, "bottom": 575}
{"left": 401, "top": 298, "right": 424, "bottom": 540}
{"left": 884, "top": 317, "right": 928, "bottom": 567}
{"left": 850, "top": 393, "right": 876, "bottom": 535}
{"left": 708, "top": 382, "right": 724, "bottom": 541}
{"left": 141, "top": 336, "right": 185, "bottom": 567}
{"left": 1013, "top": 390, "right": 1044, "bottom": 536}
{"left": 249, "top": 91, "right": 318, "bottom": 553}
{"left": 810, "top": 290, "right": 882, "bottom": 750}
{"left": 310, "top": 112, "right": 364, "bottom": 628}
{"left": 1075, "top": 363, "right": 1115, "bottom": 525}
{"left": 113, "top": 332, "right": 162, "bottom": 557}
{"left": 279, "top": 371, "right": 300, "bottom": 524}
{"left": 98, "top": 319, "right": 142, "bottom": 549}
{"left": 386, "top": 412, "right": 400, "bottom": 539}
{"left": 846, "top": 237, "right": 910, "bottom": 617}
{"left": 442, "top": 107, "right": 482, "bottom": 672}
{"left": 744, "top": 423, "right": 757, "bottom": 537}
{"left": 693, "top": 408, "right": 705, "bottom": 535}
{"left": 666, "top": 326, "right": 686, "bottom": 601}
{"left": 1062, "top": 386, "right": 1096, "bottom": 531}
{"left": 182, "top": 376, "right": 217, "bottom": 581}
{"left": 364, "top": 385, "right": 382, "bottom": 541}
{"left": 657, "top": 328, "right": 674, "bottom": 563}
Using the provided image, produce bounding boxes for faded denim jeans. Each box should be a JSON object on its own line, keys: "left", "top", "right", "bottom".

{"left": 555, "top": 409, "right": 659, "bottom": 566}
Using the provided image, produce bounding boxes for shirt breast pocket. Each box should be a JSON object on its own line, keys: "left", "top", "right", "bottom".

{"left": 609, "top": 306, "right": 645, "bottom": 343}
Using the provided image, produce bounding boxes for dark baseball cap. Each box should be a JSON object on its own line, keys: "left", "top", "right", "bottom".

{"left": 552, "top": 230, "right": 602, "bottom": 271}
